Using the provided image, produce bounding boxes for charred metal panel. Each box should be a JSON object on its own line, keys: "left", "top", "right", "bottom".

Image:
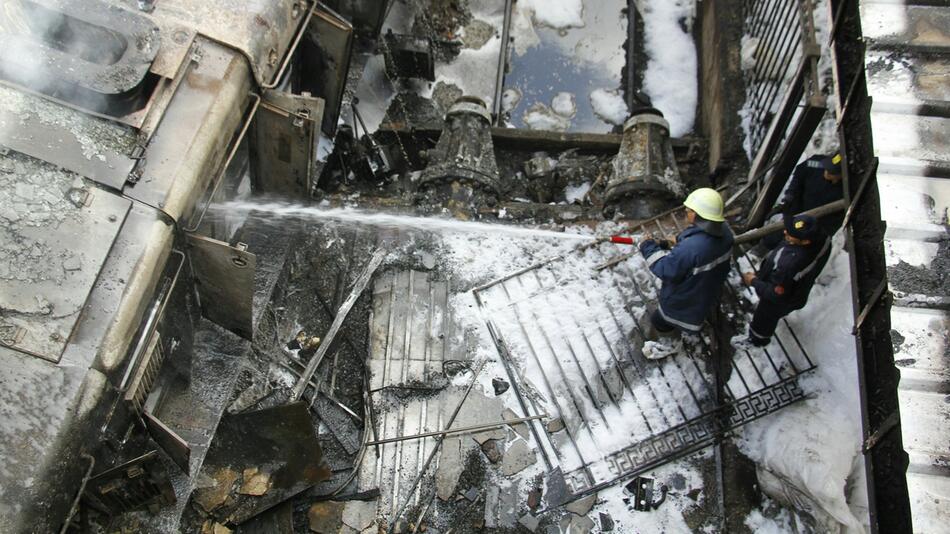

{"left": 84, "top": 451, "right": 176, "bottom": 516}
{"left": 298, "top": 6, "right": 353, "bottom": 135}
{"left": 0, "top": 157, "right": 131, "bottom": 362}
{"left": 321, "top": 0, "right": 390, "bottom": 37}
{"left": 828, "top": 0, "right": 913, "bottom": 531}
{"left": 124, "top": 39, "right": 252, "bottom": 222}
{"left": 186, "top": 234, "right": 256, "bottom": 341}
{"left": 144, "top": 411, "right": 192, "bottom": 475}
{"left": 152, "top": 0, "right": 303, "bottom": 86}
{"left": 0, "top": 85, "right": 139, "bottom": 191}
{"left": 196, "top": 402, "right": 330, "bottom": 525}
{"left": 0, "top": 0, "right": 160, "bottom": 116}
{"left": 252, "top": 89, "right": 325, "bottom": 197}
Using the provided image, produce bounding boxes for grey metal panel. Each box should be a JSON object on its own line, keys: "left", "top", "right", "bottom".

{"left": 307, "top": 7, "right": 354, "bottom": 135}
{"left": 124, "top": 39, "right": 251, "bottom": 220}
{"left": 144, "top": 410, "right": 192, "bottom": 475}
{"left": 152, "top": 0, "right": 302, "bottom": 86}
{"left": 253, "top": 89, "right": 325, "bottom": 197}
{"left": 0, "top": 85, "right": 139, "bottom": 190}
{"left": 186, "top": 234, "right": 256, "bottom": 340}
{"left": 0, "top": 155, "right": 131, "bottom": 362}
{"left": 0, "top": 0, "right": 160, "bottom": 95}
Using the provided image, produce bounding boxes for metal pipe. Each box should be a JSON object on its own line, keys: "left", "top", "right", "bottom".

{"left": 183, "top": 93, "right": 261, "bottom": 232}
{"left": 262, "top": 1, "right": 317, "bottom": 89}
{"left": 491, "top": 0, "right": 513, "bottom": 123}
{"left": 292, "top": 248, "right": 386, "bottom": 401}
{"left": 734, "top": 199, "right": 847, "bottom": 244}
{"left": 365, "top": 414, "right": 548, "bottom": 446}
{"left": 59, "top": 454, "right": 95, "bottom": 534}
{"left": 118, "top": 250, "right": 185, "bottom": 392}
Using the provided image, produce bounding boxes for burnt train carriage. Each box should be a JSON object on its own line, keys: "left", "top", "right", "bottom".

{"left": 0, "top": 0, "right": 385, "bottom": 531}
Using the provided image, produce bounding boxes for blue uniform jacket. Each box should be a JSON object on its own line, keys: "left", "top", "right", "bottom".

{"left": 639, "top": 225, "right": 735, "bottom": 331}
{"left": 752, "top": 235, "right": 831, "bottom": 312}
{"left": 782, "top": 155, "right": 844, "bottom": 235}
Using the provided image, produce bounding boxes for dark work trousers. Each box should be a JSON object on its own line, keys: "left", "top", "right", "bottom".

{"left": 749, "top": 301, "right": 790, "bottom": 346}
{"left": 651, "top": 308, "right": 677, "bottom": 333}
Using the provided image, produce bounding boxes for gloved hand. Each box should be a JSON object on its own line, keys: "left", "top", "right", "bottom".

{"left": 656, "top": 239, "right": 673, "bottom": 250}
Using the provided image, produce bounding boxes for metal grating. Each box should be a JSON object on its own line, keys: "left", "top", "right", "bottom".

{"left": 124, "top": 332, "right": 166, "bottom": 415}
{"left": 83, "top": 451, "right": 176, "bottom": 516}
{"left": 474, "top": 210, "right": 817, "bottom": 499}
{"left": 741, "top": 0, "right": 819, "bottom": 158}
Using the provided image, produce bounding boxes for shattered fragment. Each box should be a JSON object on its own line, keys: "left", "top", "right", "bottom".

{"left": 500, "top": 439, "right": 537, "bottom": 476}
{"left": 238, "top": 467, "right": 272, "bottom": 496}
{"left": 193, "top": 468, "right": 240, "bottom": 513}
{"left": 492, "top": 377, "right": 510, "bottom": 396}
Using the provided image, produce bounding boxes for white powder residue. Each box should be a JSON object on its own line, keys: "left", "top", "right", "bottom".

{"left": 501, "top": 87, "right": 523, "bottom": 112}
{"left": 551, "top": 91, "right": 577, "bottom": 118}
{"left": 523, "top": 103, "right": 571, "bottom": 132}
{"left": 639, "top": 0, "right": 698, "bottom": 137}
{"left": 516, "top": 0, "right": 585, "bottom": 30}
{"left": 744, "top": 505, "right": 802, "bottom": 534}
{"left": 589, "top": 88, "right": 629, "bottom": 125}
{"left": 564, "top": 182, "right": 592, "bottom": 204}
{"left": 734, "top": 232, "right": 868, "bottom": 531}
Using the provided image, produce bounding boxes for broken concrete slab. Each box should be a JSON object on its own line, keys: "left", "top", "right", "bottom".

{"left": 565, "top": 494, "right": 597, "bottom": 516}
{"left": 599, "top": 512, "right": 615, "bottom": 531}
{"left": 504, "top": 408, "right": 530, "bottom": 440}
{"left": 527, "top": 486, "right": 542, "bottom": 510}
{"left": 500, "top": 439, "right": 537, "bottom": 476}
{"left": 519, "top": 513, "right": 541, "bottom": 532}
{"left": 201, "top": 521, "right": 234, "bottom": 534}
{"left": 568, "top": 514, "right": 595, "bottom": 534}
{"left": 484, "top": 481, "right": 519, "bottom": 528}
{"left": 471, "top": 427, "right": 506, "bottom": 444}
{"left": 546, "top": 417, "right": 565, "bottom": 433}
{"left": 341, "top": 499, "right": 377, "bottom": 532}
{"left": 543, "top": 468, "right": 570, "bottom": 509}
{"left": 436, "top": 436, "right": 466, "bottom": 500}
{"left": 308, "top": 501, "right": 345, "bottom": 533}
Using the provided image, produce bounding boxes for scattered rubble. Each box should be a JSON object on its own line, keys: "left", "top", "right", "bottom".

{"left": 491, "top": 377, "right": 509, "bottom": 395}
{"left": 499, "top": 439, "right": 537, "bottom": 476}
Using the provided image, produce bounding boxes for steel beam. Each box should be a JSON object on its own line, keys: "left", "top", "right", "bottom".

{"left": 745, "top": 93, "right": 828, "bottom": 229}
{"left": 827, "top": 1, "right": 912, "bottom": 532}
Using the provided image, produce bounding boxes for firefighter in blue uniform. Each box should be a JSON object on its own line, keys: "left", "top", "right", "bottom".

{"left": 741, "top": 214, "right": 832, "bottom": 347}
{"left": 762, "top": 152, "right": 844, "bottom": 248}
{"left": 638, "top": 188, "right": 734, "bottom": 359}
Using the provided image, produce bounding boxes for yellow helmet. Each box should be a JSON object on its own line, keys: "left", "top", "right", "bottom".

{"left": 683, "top": 188, "right": 725, "bottom": 222}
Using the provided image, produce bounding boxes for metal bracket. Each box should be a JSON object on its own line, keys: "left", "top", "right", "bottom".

{"left": 863, "top": 410, "right": 900, "bottom": 453}
{"left": 852, "top": 278, "right": 890, "bottom": 335}
{"left": 841, "top": 157, "right": 879, "bottom": 230}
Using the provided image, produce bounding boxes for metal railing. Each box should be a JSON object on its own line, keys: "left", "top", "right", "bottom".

{"left": 742, "top": 0, "right": 818, "bottom": 157}
{"left": 473, "top": 211, "right": 816, "bottom": 501}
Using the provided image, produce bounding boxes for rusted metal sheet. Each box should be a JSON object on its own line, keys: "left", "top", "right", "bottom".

{"left": 186, "top": 234, "right": 256, "bottom": 340}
